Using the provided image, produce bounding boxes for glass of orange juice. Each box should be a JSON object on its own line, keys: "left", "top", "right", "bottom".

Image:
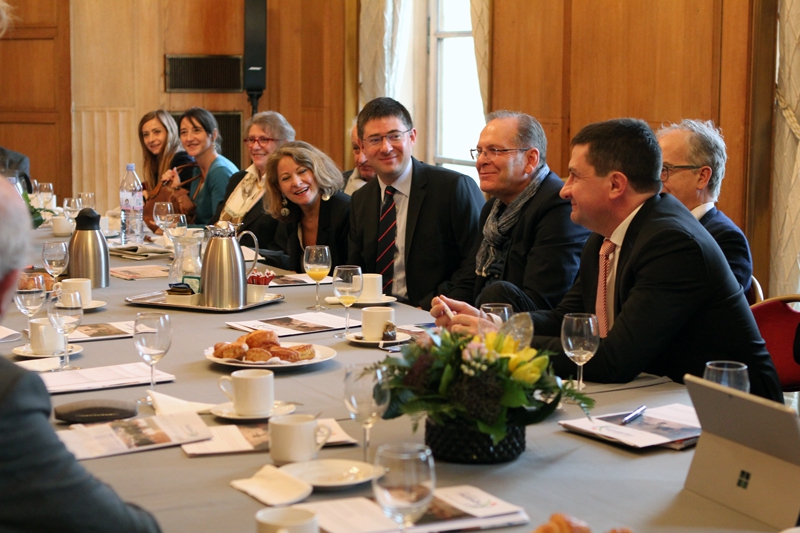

{"left": 304, "top": 245, "right": 331, "bottom": 310}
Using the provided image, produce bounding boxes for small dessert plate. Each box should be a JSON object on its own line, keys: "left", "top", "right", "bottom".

{"left": 279, "top": 459, "right": 382, "bottom": 489}
{"left": 210, "top": 400, "right": 295, "bottom": 420}
{"left": 12, "top": 344, "right": 83, "bottom": 358}
{"left": 57, "top": 300, "right": 106, "bottom": 310}
{"left": 345, "top": 332, "right": 411, "bottom": 346}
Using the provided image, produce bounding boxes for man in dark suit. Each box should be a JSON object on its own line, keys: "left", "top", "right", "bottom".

{"left": 433, "top": 118, "right": 782, "bottom": 402}
{"left": 445, "top": 111, "right": 590, "bottom": 311}
{"left": 0, "top": 145, "right": 32, "bottom": 193}
{"left": 348, "top": 97, "right": 485, "bottom": 309}
{"left": 656, "top": 119, "right": 753, "bottom": 296}
{"left": 0, "top": 178, "right": 160, "bottom": 531}
{"left": 343, "top": 122, "right": 377, "bottom": 195}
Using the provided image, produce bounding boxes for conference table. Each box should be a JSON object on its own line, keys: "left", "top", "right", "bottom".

{"left": 0, "top": 228, "right": 776, "bottom": 533}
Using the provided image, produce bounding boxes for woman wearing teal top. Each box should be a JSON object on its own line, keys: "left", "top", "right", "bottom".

{"left": 167, "top": 107, "right": 238, "bottom": 225}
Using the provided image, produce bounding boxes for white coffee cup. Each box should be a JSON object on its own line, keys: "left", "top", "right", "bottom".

{"left": 53, "top": 278, "right": 92, "bottom": 307}
{"left": 269, "top": 414, "right": 332, "bottom": 465}
{"left": 360, "top": 306, "right": 395, "bottom": 341}
{"left": 29, "top": 317, "right": 65, "bottom": 354}
{"left": 247, "top": 284, "right": 270, "bottom": 304}
{"left": 256, "top": 507, "right": 318, "bottom": 533}
{"left": 52, "top": 216, "right": 75, "bottom": 236}
{"left": 218, "top": 369, "right": 274, "bottom": 417}
{"left": 359, "top": 273, "right": 383, "bottom": 302}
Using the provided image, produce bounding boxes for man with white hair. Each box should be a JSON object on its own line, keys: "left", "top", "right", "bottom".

{"left": 656, "top": 119, "right": 753, "bottom": 296}
{"left": 0, "top": 179, "right": 160, "bottom": 531}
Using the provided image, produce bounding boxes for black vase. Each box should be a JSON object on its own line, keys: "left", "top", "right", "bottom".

{"left": 424, "top": 419, "right": 526, "bottom": 464}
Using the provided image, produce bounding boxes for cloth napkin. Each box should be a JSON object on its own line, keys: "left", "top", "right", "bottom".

{"left": 0, "top": 326, "right": 22, "bottom": 343}
{"left": 108, "top": 242, "right": 172, "bottom": 261}
{"left": 148, "top": 390, "right": 215, "bottom": 415}
{"left": 231, "top": 465, "right": 312, "bottom": 506}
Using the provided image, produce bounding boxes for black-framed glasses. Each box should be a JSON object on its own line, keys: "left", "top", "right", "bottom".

{"left": 470, "top": 147, "right": 531, "bottom": 160}
{"left": 362, "top": 128, "right": 413, "bottom": 148}
{"left": 244, "top": 136, "right": 281, "bottom": 146}
{"left": 661, "top": 164, "right": 703, "bottom": 182}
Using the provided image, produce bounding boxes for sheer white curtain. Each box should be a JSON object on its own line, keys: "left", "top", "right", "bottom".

{"left": 772, "top": 0, "right": 800, "bottom": 296}
{"left": 470, "top": 0, "right": 491, "bottom": 115}
{"left": 360, "top": 0, "right": 412, "bottom": 103}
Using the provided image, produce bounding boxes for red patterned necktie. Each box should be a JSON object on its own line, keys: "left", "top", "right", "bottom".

{"left": 377, "top": 186, "right": 397, "bottom": 294}
{"left": 596, "top": 238, "right": 616, "bottom": 338}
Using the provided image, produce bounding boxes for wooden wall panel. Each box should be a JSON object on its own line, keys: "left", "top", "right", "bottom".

{"left": 0, "top": 40, "right": 55, "bottom": 109}
{"left": 11, "top": 0, "right": 56, "bottom": 26}
{"left": 165, "top": 0, "right": 244, "bottom": 55}
{"left": 0, "top": 122, "right": 57, "bottom": 188}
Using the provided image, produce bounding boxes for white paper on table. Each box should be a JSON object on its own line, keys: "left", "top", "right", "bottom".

{"left": 227, "top": 312, "right": 360, "bottom": 336}
{"left": 68, "top": 321, "right": 134, "bottom": 342}
{"left": 15, "top": 357, "right": 61, "bottom": 372}
{"left": 231, "top": 465, "right": 313, "bottom": 506}
{"left": 0, "top": 325, "right": 22, "bottom": 343}
{"left": 268, "top": 273, "right": 333, "bottom": 287}
{"left": 39, "top": 362, "right": 175, "bottom": 394}
{"left": 149, "top": 390, "right": 214, "bottom": 416}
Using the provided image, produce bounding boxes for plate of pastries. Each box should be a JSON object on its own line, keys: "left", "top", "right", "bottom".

{"left": 204, "top": 329, "right": 336, "bottom": 369}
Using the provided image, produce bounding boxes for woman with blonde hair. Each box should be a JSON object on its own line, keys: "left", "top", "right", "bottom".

{"left": 137, "top": 110, "right": 194, "bottom": 196}
{"left": 265, "top": 141, "right": 350, "bottom": 272}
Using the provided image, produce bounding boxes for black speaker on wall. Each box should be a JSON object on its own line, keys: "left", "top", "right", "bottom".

{"left": 244, "top": 0, "right": 267, "bottom": 115}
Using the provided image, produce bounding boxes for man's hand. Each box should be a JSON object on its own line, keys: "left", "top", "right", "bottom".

{"left": 430, "top": 295, "right": 484, "bottom": 336}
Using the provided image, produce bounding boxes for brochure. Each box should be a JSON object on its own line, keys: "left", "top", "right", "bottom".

{"left": 68, "top": 321, "right": 135, "bottom": 342}
{"left": 58, "top": 411, "right": 211, "bottom": 460}
{"left": 559, "top": 403, "right": 701, "bottom": 450}
{"left": 227, "top": 312, "right": 359, "bottom": 337}
{"left": 182, "top": 418, "right": 357, "bottom": 456}
{"left": 269, "top": 274, "right": 333, "bottom": 287}
{"left": 297, "top": 485, "right": 529, "bottom": 533}
{"left": 110, "top": 265, "right": 171, "bottom": 280}
{"left": 40, "top": 362, "right": 175, "bottom": 394}
{"left": 0, "top": 325, "right": 22, "bottom": 343}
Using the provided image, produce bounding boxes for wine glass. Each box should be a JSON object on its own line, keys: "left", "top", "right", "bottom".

{"left": 63, "top": 197, "right": 83, "bottom": 223}
{"left": 133, "top": 312, "right": 172, "bottom": 405}
{"left": 304, "top": 245, "right": 331, "bottom": 310}
{"left": 38, "top": 182, "right": 54, "bottom": 206}
{"left": 372, "top": 443, "right": 436, "bottom": 531}
{"left": 78, "top": 192, "right": 96, "bottom": 210}
{"left": 560, "top": 313, "right": 600, "bottom": 391}
{"left": 153, "top": 202, "right": 174, "bottom": 235}
{"left": 30, "top": 179, "right": 39, "bottom": 203}
{"left": 703, "top": 361, "right": 750, "bottom": 393}
{"left": 478, "top": 303, "right": 513, "bottom": 337}
{"left": 164, "top": 213, "right": 187, "bottom": 244}
{"left": 15, "top": 274, "right": 45, "bottom": 332}
{"left": 42, "top": 241, "right": 69, "bottom": 279}
{"left": 333, "top": 265, "right": 363, "bottom": 338}
{"left": 47, "top": 290, "right": 83, "bottom": 371}
{"left": 343, "top": 363, "right": 390, "bottom": 462}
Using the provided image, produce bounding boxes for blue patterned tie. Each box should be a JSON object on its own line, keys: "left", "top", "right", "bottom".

{"left": 377, "top": 186, "right": 397, "bottom": 294}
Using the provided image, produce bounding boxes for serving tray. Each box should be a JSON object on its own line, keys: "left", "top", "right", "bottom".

{"left": 125, "top": 291, "right": 284, "bottom": 313}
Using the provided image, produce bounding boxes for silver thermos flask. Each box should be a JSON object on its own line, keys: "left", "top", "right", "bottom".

{"left": 68, "top": 208, "right": 110, "bottom": 288}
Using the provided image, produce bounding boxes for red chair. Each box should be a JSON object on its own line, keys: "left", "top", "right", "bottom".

{"left": 751, "top": 295, "right": 800, "bottom": 391}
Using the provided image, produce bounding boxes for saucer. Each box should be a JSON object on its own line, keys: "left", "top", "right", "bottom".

{"left": 12, "top": 344, "right": 83, "bottom": 359}
{"left": 279, "top": 459, "right": 382, "bottom": 489}
{"left": 57, "top": 300, "right": 106, "bottom": 310}
{"left": 210, "top": 401, "right": 295, "bottom": 420}
{"left": 346, "top": 332, "right": 411, "bottom": 346}
{"left": 324, "top": 295, "right": 397, "bottom": 306}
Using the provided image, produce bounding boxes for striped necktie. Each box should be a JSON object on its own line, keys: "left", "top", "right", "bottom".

{"left": 377, "top": 186, "right": 397, "bottom": 294}
{"left": 596, "top": 238, "right": 616, "bottom": 338}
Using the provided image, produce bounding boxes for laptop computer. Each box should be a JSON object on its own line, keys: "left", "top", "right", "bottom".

{"left": 684, "top": 374, "right": 800, "bottom": 529}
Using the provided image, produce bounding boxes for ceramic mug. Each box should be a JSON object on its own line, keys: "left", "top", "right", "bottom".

{"left": 218, "top": 369, "right": 274, "bottom": 417}
{"left": 29, "top": 317, "right": 65, "bottom": 354}
{"left": 52, "top": 216, "right": 75, "bottom": 236}
{"left": 247, "top": 284, "right": 270, "bottom": 304}
{"left": 269, "top": 414, "right": 332, "bottom": 465}
{"left": 360, "top": 306, "right": 395, "bottom": 341}
{"left": 256, "top": 507, "right": 318, "bottom": 533}
{"left": 53, "top": 278, "right": 92, "bottom": 307}
{"left": 359, "top": 273, "right": 383, "bottom": 302}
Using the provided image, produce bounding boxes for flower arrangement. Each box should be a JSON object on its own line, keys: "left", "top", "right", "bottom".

{"left": 21, "top": 190, "right": 48, "bottom": 229}
{"left": 377, "top": 319, "right": 594, "bottom": 445}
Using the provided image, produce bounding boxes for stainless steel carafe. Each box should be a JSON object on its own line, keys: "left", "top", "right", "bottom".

{"left": 200, "top": 221, "right": 258, "bottom": 309}
{"left": 68, "top": 208, "right": 110, "bottom": 287}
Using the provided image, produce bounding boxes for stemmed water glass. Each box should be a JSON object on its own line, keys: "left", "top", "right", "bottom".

{"left": 63, "top": 197, "right": 83, "bottom": 223}
{"left": 333, "top": 265, "right": 363, "bottom": 338}
{"left": 78, "top": 192, "right": 96, "bottom": 210}
{"left": 304, "top": 245, "right": 331, "bottom": 310}
{"left": 703, "top": 361, "right": 750, "bottom": 393}
{"left": 372, "top": 443, "right": 436, "bottom": 531}
{"left": 560, "top": 313, "right": 600, "bottom": 391}
{"left": 42, "top": 242, "right": 69, "bottom": 279}
{"left": 153, "top": 202, "right": 174, "bottom": 236}
{"left": 47, "top": 290, "right": 83, "bottom": 371}
{"left": 15, "top": 274, "right": 46, "bottom": 332}
{"left": 133, "top": 312, "right": 172, "bottom": 405}
{"left": 38, "top": 182, "right": 54, "bottom": 206}
{"left": 343, "top": 363, "right": 390, "bottom": 462}
{"left": 164, "top": 213, "right": 187, "bottom": 244}
{"left": 478, "top": 303, "right": 513, "bottom": 337}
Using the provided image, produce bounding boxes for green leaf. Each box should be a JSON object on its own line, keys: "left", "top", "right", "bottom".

{"left": 438, "top": 364, "right": 454, "bottom": 395}
{"left": 477, "top": 414, "right": 507, "bottom": 445}
{"left": 499, "top": 381, "right": 528, "bottom": 408}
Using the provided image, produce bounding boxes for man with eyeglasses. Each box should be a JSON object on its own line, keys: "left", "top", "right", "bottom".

{"left": 656, "top": 119, "right": 753, "bottom": 298}
{"left": 348, "top": 97, "right": 484, "bottom": 309}
{"left": 443, "top": 111, "right": 590, "bottom": 311}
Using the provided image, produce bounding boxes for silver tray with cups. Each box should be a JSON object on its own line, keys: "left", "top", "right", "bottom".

{"left": 125, "top": 291, "right": 284, "bottom": 313}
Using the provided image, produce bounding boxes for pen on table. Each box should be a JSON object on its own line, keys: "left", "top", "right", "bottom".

{"left": 620, "top": 405, "right": 646, "bottom": 425}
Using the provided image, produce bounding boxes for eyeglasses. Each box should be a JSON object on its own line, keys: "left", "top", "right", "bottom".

{"left": 661, "top": 164, "right": 703, "bottom": 182}
{"left": 362, "top": 128, "right": 413, "bottom": 148}
{"left": 244, "top": 136, "right": 281, "bottom": 147}
{"left": 470, "top": 147, "right": 531, "bottom": 160}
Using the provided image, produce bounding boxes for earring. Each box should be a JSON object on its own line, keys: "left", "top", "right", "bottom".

{"left": 280, "top": 195, "right": 290, "bottom": 217}
{"left": 322, "top": 192, "right": 331, "bottom": 201}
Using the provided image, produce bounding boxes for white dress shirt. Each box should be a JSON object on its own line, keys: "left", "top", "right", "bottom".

{"left": 690, "top": 201, "right": 715, "bottom": 221}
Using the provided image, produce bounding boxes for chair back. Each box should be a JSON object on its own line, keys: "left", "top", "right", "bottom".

{"left": 751, "top": 296, "right": 800, "bottom": 391}
{"left": 746, "top": 275, "right": 764, "bottom": 305}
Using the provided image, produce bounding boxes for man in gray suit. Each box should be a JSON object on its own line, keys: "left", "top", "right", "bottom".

{"left": 0, "top": 178, "right": 160, "bottom": 531}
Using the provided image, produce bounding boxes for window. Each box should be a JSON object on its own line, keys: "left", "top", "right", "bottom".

{"left": 427, "top": 0, "right": 484, "bottom": 183}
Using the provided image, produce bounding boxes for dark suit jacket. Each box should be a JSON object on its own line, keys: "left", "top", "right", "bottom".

{"left": 530, "top": 193, "right": 782, "bottom": 402}
{"left": 211, "top": 170, "right": 279, "bottom": 251}
{"left": 447, "top": 171, "right": 590, "bottom": 309}
{"left": 0, "top": 358, "right": 161, "bottom": 532}
{"left": 699, "top": 207, "right": 753, "bottom": 295}
{"left": 272, "top": 191, "right": 351, "bottom": 273}
{"left": 348, "top": 158, "right": 485, "bottom": 309}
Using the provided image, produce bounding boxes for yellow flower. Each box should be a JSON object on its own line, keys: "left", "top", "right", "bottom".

{"left": 511, "top": 360, "right": 543, "bottom": 384}
{"left": 508, "top": 347, "right": 538, "bottom": 372}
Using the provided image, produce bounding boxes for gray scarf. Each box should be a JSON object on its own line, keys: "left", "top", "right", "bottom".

{"left": 475, "top": 164, "right": 549, "bottom": 277}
